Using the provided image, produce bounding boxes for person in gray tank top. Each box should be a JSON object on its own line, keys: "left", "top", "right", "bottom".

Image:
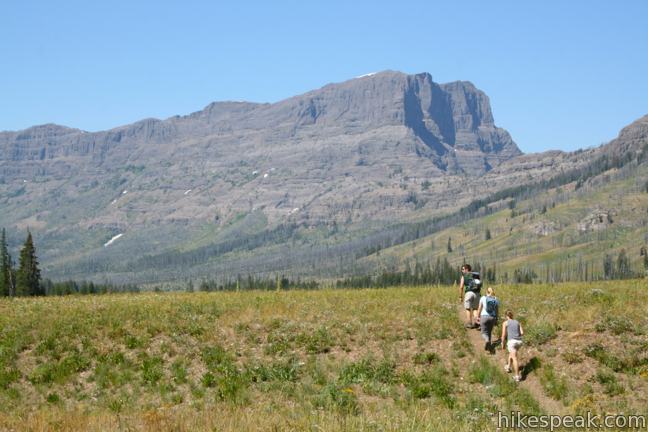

{"left": 501, "top": 310, "right": 524, "bottom": 382}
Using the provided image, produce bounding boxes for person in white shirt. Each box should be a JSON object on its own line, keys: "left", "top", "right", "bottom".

{"left": 476, "top": 287, "right": 499, "bottom": 352}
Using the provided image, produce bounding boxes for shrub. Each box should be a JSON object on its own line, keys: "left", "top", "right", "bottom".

{"left": 539, "top": 364, "right": 569, "bottom": 402}
{"left": 413, "top": 352, "right": 440, "bottom": 365}
{"left": 0, "top": 368, "right": 21, "bottom": 389}
{"left": 171, "top": 359, "right": 188, "bottom": 385}
{"left": 264, "top": 333, "right": 292, "bottom": 355}
{"left": 46, "top": 393, "right": 60, "bottom": 404}
{"left": 317, "top": 384, "right": 360, "bottom": 416}
{"left": 124, "top": 334, "right": 144, "bottom": 349}
{"left": 28, "top": 363, "right": 55, "bottom": 384}
{"left": 526, "top": 321, "right": 558, "bottom": 346}
{"left": 214, "top": 365, "right": 247, "bottom": 403}
{"left": 595, "top": 370, "right": 625, "bottom": 396}
{"left": 202, "top": 345, "right": 233, "bottom": 370}
{"left": 338, "top": 358, "right": 395, "bottom": 385}
{"left": 562, "top": 351, "right": 583, "bottom": 364}
{"left": 583, "top": 343, "right": 626, "bottom": 372}
{"left": 247, "top": 359, "right": 300, "bottom": 383}
{"left": 202, "top": 372, "right": 216, "bottom": 388}
{"left": 141, "top": 356, "right": 164, "bottom": 385}
{"left": 595, "top": 316, "right": 635, "bottom": 335}
{"left": 402, "top": 366, "right": 456, "bottom": 408}
{"left": 28, "top": 351, "right": 91, "bottom": 385}
{"left": 297, "top": 327, "right": 333, "bottom": 354}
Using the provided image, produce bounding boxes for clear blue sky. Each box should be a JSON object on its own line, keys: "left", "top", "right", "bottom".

{"left": 1, "top": 0, "right": 646, "bottom": 153}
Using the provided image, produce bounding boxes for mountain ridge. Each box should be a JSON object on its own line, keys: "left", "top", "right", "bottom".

{"left": 0, "top": 71, "right": 520, "bottom": 173}
{"left": 2, "top": 71, "right": 644, "bottom": 284}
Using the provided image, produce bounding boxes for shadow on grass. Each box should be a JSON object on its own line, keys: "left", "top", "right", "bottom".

{"left": 522, "top": 356, "right": 542, "bottom": 379}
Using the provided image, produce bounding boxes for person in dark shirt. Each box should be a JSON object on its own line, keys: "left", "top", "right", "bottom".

{"left": 459, "top": 264, "right": 479, "bottom": 328}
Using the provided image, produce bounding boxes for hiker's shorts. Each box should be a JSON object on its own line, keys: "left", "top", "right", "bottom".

{"left": 507, "top": 339, "right": 523, "bottom": 352}
{"left": 464, "top": 291, "right": 479, "bottom": 310}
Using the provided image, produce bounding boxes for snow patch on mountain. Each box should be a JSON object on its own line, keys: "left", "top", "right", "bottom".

{"left": 104, "top": 233, "right": 123, "bottom": 247}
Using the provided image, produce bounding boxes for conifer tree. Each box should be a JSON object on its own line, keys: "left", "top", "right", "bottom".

{"left": 603, "top": 254, "right": 614, "bottom": 280}
{"left": 15, "top": 231, "right": 42, "bottom": 296}
{"left": 616, "top": 249, "right": 630, "bottom": 277}
{"left": 0, "top": 228, "right": 13, "bottom": 296}
{"left": 447, "top": 237, "right": 453, "bottom": 253}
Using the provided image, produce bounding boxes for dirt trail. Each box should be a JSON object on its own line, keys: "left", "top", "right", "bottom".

{"left": 458, "top": 307, "right": 566, "bottom": 415}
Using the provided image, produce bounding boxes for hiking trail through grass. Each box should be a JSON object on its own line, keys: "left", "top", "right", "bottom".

{"left": 457, "top": 306, "right": 566, "bottom": 416}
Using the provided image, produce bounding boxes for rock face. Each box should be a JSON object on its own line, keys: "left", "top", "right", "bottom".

{"left": 0, "top": 70, "right": 526, "bottom": 281}
{"left": 0, "top": 70, "right": 524, "bottom": 228}
{"left": 0, "top": 71, "right": 520, "bottom": 174}
{"left": 602, "top": 114, "right": 648, "bottom": 158}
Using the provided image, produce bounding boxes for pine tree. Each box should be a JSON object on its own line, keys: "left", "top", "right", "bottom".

{"left": 15, "top": 232, "right": 42, "bottom": 296}
{"left": 616, "top": 249, "right": 630, "bottom": 278}
{"left": 0, "top": 228, "right": 13, "bottom": 296}
{"left": 603, "top": 254, "right": 614, "bottom": 280}
{"left": 447, "top": 237, "right": 453, "bottom": 253}
{"left": 485, "top": 228, "right": 492, "bottom": 241}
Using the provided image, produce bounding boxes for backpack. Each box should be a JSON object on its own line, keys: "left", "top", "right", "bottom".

{"left": 485, "top": 296, "right": 498, "bottom": 317}
{"left": 464, "top": 272, "right": 482, "bottom": 294}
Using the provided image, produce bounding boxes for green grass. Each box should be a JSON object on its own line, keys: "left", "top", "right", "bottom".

{"left": 0, "top": 282, "right": 646, "bottom": 431}
{"left": 595, "top": 369, "right": 626, "bottom": 396}
{"left": 539, "top": 364, "right": 570, "bottom": 403}
{"left": 468, "top": 357, "right": 542, "bottom": 414}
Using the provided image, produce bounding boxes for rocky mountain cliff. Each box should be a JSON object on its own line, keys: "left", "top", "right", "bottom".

{"left": 0, "top": 71, "right": 519, "bottom": 172}
{"left": 4, "top": 70, "right": 627, "bottom": 284}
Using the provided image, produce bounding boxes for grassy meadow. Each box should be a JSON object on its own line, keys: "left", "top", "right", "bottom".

{"left": 0, "top": 281, "right": 647, "bottom": 431}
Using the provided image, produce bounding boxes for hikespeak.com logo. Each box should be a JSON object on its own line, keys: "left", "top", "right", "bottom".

{"left": 498, "top": 411, "right": 646, "bottom": 431}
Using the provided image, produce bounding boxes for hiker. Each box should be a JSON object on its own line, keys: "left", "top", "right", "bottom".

{"left": 501, "top": 310, "right": 524, "bottom": 382}
{"left": 476, "top": 287, "right": 499, "bottom": 352}
{"left": 459, "top": 264, "right": 480, "bottom": 328}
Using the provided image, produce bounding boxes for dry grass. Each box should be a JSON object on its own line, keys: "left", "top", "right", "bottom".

{"left": 0, "top": 281, "right": 646, "bottom": 431}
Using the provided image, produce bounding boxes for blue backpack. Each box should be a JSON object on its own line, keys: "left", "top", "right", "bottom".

{"left": 485, "top": 296, "right": 499, "bottom": 317}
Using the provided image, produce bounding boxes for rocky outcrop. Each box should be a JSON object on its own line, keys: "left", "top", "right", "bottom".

{"left": 0, "top": 71, "right": 520, "bottom": 174}
{"left": 601, "top": 114, "right": 648, "bottom": 159}
{"left": 577, "top": 208, "right": 616, "bottom": 232}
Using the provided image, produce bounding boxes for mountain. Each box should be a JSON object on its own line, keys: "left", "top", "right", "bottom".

{"left": 1, "top": 71, "right": 522, "bottom": 232}
{"left": 1, "top": 71, "right": 644, "bottom": 284}
{"left": 1, "top": 71, "right": 520, "bottom": 171}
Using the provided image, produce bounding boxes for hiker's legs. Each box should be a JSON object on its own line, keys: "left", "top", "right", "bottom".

{"left": 480, "top": 316, "right": 494, "bottom": 343}
{"left": 463, "top": 292, "right": 478, "bottom": 327}
{"left": 463, "top": 292, "right": 475, "bottom": 325}
{"left": 511, "top": 351, "right": 519, "bottom": 377}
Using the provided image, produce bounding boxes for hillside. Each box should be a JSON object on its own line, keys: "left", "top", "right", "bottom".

{"left": 363, "top": 115, "right": 648, "bottom": 281}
